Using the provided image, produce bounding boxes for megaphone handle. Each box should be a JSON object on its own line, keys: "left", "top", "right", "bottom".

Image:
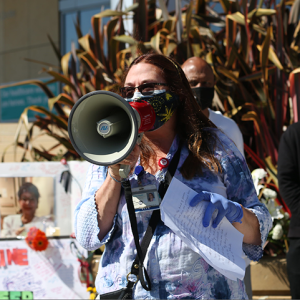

{"left": 119, "top": 164, "right": 131, "bottom": 179}
{"left": 119, "top": 133, "right": 144, "bottom": 179}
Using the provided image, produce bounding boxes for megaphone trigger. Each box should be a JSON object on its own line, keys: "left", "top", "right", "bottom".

{"left": 136, "top": 133, "right": 144, "bottom": 145}
{"left": 119, "top": 164, "right": 131, "bottom": 179}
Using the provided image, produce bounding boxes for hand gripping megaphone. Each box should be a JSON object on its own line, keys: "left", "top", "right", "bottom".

{"left": 68, "top": 91, "right": 156, "bottom": 178}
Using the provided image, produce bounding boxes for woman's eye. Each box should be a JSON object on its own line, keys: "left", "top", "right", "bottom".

{"left": 141, "top": 84, "right": 155, "bottom": 94}
{"left": 189, "top": 80, "right": 198, "bottom": 87}
{"left": 124, "top": 88, "right": 134, "bottom": 97}
{"left": 143, "top": 87, "right": 154, "bottom": 92}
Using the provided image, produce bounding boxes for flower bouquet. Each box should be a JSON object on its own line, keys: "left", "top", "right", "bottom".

{"left": 252, "top": 169, "right": 290, "bottom": 257}
{"left": 25, "top": 227, "right": 49, "bottom": 251}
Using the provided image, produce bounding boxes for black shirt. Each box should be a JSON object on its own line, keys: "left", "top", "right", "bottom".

{"left": 278, "top": 122, "right": 300, "bottom": 237}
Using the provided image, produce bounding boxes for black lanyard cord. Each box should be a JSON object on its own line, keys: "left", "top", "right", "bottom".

{"left": 122, "top": 143, "right": 182, "bottom": 291}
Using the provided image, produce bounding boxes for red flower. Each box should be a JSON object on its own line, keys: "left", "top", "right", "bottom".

{"left": 60, "top": 158, "right": 67, "bottom": 165}
{"left": 25, "top": 227, "right": 49, "bottom": 251}
{"left": 32, "top": 235, "right": 49, "bottom": 251}
{"left": 27, "top": 227, "right": 38, "bottom": 238}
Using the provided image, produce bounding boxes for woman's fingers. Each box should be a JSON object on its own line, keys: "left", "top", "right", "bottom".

{"left": 189, "top": 193, "right": 203, "bottom": 207}
{"left": 189, "top": 192, "right": 210, "bottom": 207}
{"left": 121, "top": 144, "right": 140, "bottom": 167}
{"left": 203, "top": 202, "right": 216, "bottom": 227}
{"left": 109, "top": 144, "right": 141, "bottom": 175}
{"left": 203, "top": 202, "right": 226, "bottom": 228}
{"left": 212, "top": 208, "right": 226, "bottom": 228}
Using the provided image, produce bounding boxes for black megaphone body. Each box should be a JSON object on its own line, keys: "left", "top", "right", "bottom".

{"left": 68, "top": 90, "right": 156, "bottom": 178}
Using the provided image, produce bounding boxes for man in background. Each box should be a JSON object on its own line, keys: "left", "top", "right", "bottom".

{"left": 182, "top": 57, "right": 252, "bottom": 298}
{"left": 182, "top": 57, "right": 244, "bottom": 156}
{"left": 278, "top": 121, "right": 300, "bottom": 299}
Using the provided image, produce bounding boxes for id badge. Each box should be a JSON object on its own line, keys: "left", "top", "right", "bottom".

{"left": 132, "top": 185, "right": 161, "bottom": 212}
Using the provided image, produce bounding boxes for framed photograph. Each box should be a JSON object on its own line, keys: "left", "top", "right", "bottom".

{"left": 0, "top": 161, "right": 90, "bottom": 238}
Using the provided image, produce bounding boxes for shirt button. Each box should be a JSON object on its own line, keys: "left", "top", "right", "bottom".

{"left": 133, "top": 249, "right": 137, "bottom": 255}
{"left": 153, "top": 279, "right": 158, "bottom": 283}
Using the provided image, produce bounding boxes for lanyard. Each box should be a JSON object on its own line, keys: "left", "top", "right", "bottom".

{"left": 122, "top": 143, "right": 182, "bottom": 291}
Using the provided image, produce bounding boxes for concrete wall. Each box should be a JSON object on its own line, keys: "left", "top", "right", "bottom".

{"left": 0, "top": 123, "right": 66, "bottom": 162}
{"left": 0, "top": 0, "right": 59, "bottom": 84}
{"left": 0, "top": 0, "right": 61, "bottom": 162}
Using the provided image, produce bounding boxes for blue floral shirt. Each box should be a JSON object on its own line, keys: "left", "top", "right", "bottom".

{"left": 75, "top": 128, "right": 272, "bottom": 299}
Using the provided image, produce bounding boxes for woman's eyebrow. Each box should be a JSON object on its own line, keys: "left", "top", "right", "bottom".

{"left": 123, "top": 82, "right": 135, "bottom": 87}
{"left": 124, "top": 80, "right": 158, "bottom": 86}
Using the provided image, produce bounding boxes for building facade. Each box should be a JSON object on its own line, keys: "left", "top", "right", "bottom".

{"left": 0, "top": 0, "right": 132, "bottom": 161}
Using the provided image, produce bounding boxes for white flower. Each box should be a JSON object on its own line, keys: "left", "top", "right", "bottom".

{"left": 252, "top": 168, "right": 268, "bottom": 195}
{"left": 261, "top": 198, "right": 284, "bottom": 220}
{"left": 252, "top": 168, "right": 268, "bottom": 181}
{"left": 284, "top": 212, "right": 290, "bottom": 220}
{"left": 262, "top": 188, "right": 277, "bottom": 200}
{"left": 272, "top": 224, "right": 284, "bottom": 240}
{"left": 257, "top": 184, "right": 264, "bottom": 191}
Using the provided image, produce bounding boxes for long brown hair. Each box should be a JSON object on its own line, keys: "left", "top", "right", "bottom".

{"left": 122, "top": 53, "right": 221, "bottom": 179}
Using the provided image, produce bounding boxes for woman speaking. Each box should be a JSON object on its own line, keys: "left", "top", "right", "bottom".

{"left": 74, "top": 53, "right": 272, "bottom": 299}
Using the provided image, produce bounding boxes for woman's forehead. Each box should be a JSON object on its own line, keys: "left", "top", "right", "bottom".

{"left": 125, "top": 63, "right": 165, "bottom": 85}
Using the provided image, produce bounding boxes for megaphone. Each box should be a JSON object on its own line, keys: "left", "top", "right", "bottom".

{"left": 68, "top": 90, "right": 156, "bottom": 178}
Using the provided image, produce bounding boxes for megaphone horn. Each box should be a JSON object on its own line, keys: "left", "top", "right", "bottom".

{"left": 68, "top": 91, "right": 156, "bottom": 178}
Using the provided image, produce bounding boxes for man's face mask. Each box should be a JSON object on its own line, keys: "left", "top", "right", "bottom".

{"left": 192, "top": 87, "right": 214, "bottom": 110}
{"left": 126, "top": 90, "right": 180, "bottom": 131}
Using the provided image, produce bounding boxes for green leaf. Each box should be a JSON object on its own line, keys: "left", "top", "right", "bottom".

{"left": 195, "top": 0, "right": 206, "bottom": 15}
{"left": 134, "top": 0, "right": 148, "bottom": 41}
{"left": 260, "top": 27, "right": 271, "bottom": 70}
{"left": 24, "top": 106, "right": 68, "bottom": 131}
{"left": 226, "top": 12, "right": 267, "bottom": 36}
{"left": 48, "top": 94, "right": 74, "bottom": 111}
{"left": 185, "top": 2, "right": 193, "bottom": 58}
{"left": 61, "top": 52, "right": 72, "bottom": 77}
{"left": 216, "top": 66, "right": 239, "bottom": 83}
{"left": 257, "top": 45, "right": 284, "bottom": 70}
{"left": 219, "top": 0, "right": 230, "bottom": 13}
{"left": 46, "top": 70, "right": 79, "bottom": 96}
{"left": 74, "top": 15, "right": 83, "bottom": 40}
{"left": 165, "top": 42, "right": 178, "bottom": 56}
{"left": 239, "top": 67, "right": 277, "bottom": 81}
{"left": 162, "top": 18, "right": 176, "bottom": 32}
{"left": 248, "top": 8, "right": 276, "bottom": 19}
{"left": 158, "top": 0, "right": 169, "bottom": 20}
{"left": 249, "top": 0, "right": 258, "bottom": 13}
{"left": 191, "top": 15, "right": 210, "bottom": 28}
{"left": 193, "top": 14, "right": 225, "bottom": 25}
{"left": 23, "top": 57, "right": 60, "bottom": 70}
{"left": 94, "top": 9, "right": 130, "bottom": 18}
{"left": 78, "top": 34, "right": 94, "bottom": 53}
{"left": 124, "top": 3, "right": 139, "bottom": 12}
{"left": 227, "top": 12, "right": 246, "bottom": 25}
{"left": 289, "top": 0, "right": 300, "bottom": 24}
{"left": 113, "top": 35, "right": 138, "bottom": 45}
{"left": 226, "top": 40, "right": 267, "bottom": 103}
{"left": 150, "top": 31, "right": 163, "bottom": 54}
{"left": 45, "top": 133, "right": 78, "bottom": 154}
{"left": 91, "top": 15, "right": 105, "bottom": 67}
{"left": 106, "top": 17, "right": 120, "bottom": 72}
{"left": 47, "top": 34, "right": 62, "bottom": 61}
